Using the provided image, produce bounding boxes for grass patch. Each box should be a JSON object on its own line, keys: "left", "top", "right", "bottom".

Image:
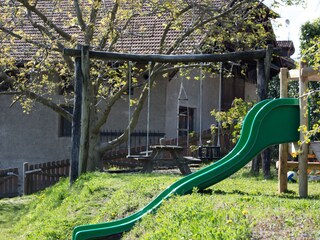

{"left": 1, "top": 169, "right": 320, "bottom": 239}
{"left": 124, "top": 170, "right": 320, "bottom": 239}
{"left": 0, "top": 196, "right": 33, "bottom": 240}
{"left": 7, "top": 172, "right": 179, "bottom": 240}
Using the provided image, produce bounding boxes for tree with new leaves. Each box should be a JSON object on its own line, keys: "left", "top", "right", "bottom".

{"left": 0, "top": 0, "right": 279, "bottom": 174}
{"left": 299, "top": 17, "right": 320, "bottom": 144}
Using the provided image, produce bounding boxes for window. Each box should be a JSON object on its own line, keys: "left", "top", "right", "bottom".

{"left": 178, "top": 106, "right": 194, "bottom": 136}
{"left": 59, "top": 106, "right": 73, "bottom": 137}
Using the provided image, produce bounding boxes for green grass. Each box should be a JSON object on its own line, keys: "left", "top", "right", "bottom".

{"left": 0, "top": 196, "right": 32, "bottom": 240}
{"left": 1, "top": 169, "right": 320, "bottom": 240}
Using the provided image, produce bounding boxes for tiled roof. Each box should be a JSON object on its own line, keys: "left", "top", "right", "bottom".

{"left": 276, "top": 40, "right": 295, "bottom": 57}
{"left": 0, "top": 0, "right": 272, "bottom": 61}
{"left": 276, "top": 40, "right": 294, "bottom": 49}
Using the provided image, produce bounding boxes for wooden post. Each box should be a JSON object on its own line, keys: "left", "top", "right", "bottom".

{"left": 256, "top": 58, "right": 266, "bottom": 100}
{"left": 70, "top": 45, "right": 83, "bottom": 185}
{"left": 261, "top": 45, "right": 273, "bottom": 179}
{"left": 79, "top": 45, "right": 90, "bottom": 175}
{"left": 251, "top": 59, "right": 265, "bottom": 175}
{"left": 23, "top": 162, "right": 29, "bottom": 195}
{"left": 278, "top": 68, "right": 289, "bottom": 193}
{"left": 254, "top": 58, "right": 271, "bottom": 177}
{"left": 264, "top": 44, "right": 273, "bottom": 84}
{"left": 298, "top": 61, "right": 308, "bottom": 198}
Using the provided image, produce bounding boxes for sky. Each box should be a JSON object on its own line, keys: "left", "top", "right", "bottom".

{"left": 265, "top": 0, "right": 320, "bottom": 60}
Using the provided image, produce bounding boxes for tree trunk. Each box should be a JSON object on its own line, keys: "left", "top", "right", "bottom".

{"left": 261, "top": 148, "right": 271, "bottom": 179}
{"left": 86, "top": 131, "right": 103, "bottom": 172}
{"left": 251, "top": 154, "right": 261, "bottom": 176}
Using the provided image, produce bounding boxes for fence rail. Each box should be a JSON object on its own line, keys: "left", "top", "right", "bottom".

{"left": 23, "top": 159, "right": 70, "bottom": 195}
{"left": 0, "top": 167, "right": 19, "bottom": 198}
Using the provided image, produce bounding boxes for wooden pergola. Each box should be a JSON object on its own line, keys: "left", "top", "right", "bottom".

{"left": 63, "top": 45, "right": 280, "bottom": 183}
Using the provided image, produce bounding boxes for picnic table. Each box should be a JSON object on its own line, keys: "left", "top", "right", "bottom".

{"left": 138, "top": 145, "right": 192, "bottom": 175}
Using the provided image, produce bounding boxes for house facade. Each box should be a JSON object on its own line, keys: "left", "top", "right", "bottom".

{"left": 0, "top": 1, "right": 295, "bottom": 179}
{"left": 0, "top": 63, "right": 261, "bottom": 170}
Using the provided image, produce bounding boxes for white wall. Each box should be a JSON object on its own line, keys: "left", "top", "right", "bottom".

{"left": 165, "top": 70, "right": 220, "bottom": 139}
{"left": 245, "top": 82, "right": 259, "bottom": 102}
{"left": 104, "top": 74, "right": 167, "bottom": 133}
{"left": 0, "top": 95, "right": 71, "bottom": 190}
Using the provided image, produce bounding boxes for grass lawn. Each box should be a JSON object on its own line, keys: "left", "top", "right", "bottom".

{"left": 0, "top": 168, "right": 320, "bottom": 240}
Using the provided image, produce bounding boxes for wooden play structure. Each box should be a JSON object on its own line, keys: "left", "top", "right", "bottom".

{"left": 278, "top": 63, "right": 320, "bottom": 197}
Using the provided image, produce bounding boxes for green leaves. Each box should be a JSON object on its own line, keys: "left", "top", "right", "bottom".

{"left": 211, "top": 98, "right": 255, "bottom": 144}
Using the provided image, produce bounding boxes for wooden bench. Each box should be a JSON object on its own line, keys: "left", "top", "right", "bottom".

{"left": 183, "top": 156, "right": 202, "bottom": 163}
{"left": 287, "top": 161, "right": 320, "bottom": 171}
{"left": 128, "top": 145, "right": 192, "bottom": 175}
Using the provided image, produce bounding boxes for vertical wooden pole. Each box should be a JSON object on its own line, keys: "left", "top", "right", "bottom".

{"left": 263, "top": 46, "right": 273, "bottom": 179}
{"left": 278, "top": 68, "right": 288, "bottom": 193}
{"left": 252, "top": 59, "right": 267, "bottom": 176}
{"left": 298, "top": 62, "right": 308, "bottom": 198}
{"left": 264, "top": 44, "right": 273, "bottom": 84}
{"left": 70, "top": 45, "right": 83, "bottom": 185}
{"left": 79, "top": 45, "right": 90, "bottom": 175}
{"left": 256, "top": 58, "right": 266, "bottom": 100}
{"left": 23, "top": 162, "right": 29, "bottom": 195}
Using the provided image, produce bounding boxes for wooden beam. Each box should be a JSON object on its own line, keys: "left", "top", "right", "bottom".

{"left": 264, "top": 44, "right": 273, "bottom": 82}
{"left": 70, "top": 45, "right": 82, "bottom": 185}
{"left": 289, "top": 69, "right": 300, "bottom": 80}
{"left": 301, "top": 66, "right": 320, "bottom": 78}
{"left": 289, "top": 67, "right": 320, "bottom": 81}
{"left": 298, "top": 61, "right": 309, "bottom": 198}
{"left": 64, "top": 47, "right": 283, "bottom": 63}
{"left": 79, "top": 45, "right": 90, "bottom": 174}
{"left": 306, "top": 74, "right": 320, "bottom": 82}
{"left": 287, "top": 161, "right": 320, "bottom": 171}
{"left": 278, "top": 68, "right": 289, "bottom": 193}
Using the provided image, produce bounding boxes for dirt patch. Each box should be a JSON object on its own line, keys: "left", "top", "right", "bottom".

{"left": 251, "top": 215, "right": 318, "bottom": 240}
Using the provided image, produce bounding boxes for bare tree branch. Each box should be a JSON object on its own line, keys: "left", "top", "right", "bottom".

{"left": 24, "top": 90, "right": 73, "bottom": 122}
{"left": 92, "top": 80, "right": 128, "bottom": 134}
{"left": 17, "top": 0, "right": 72, "bottom": 41}
{"left": 0, "top": 25, "right": 52, "bottom": 50}
{"left": 0, "top": 91, "right": 21, "bottom": 95}
{"left": 98, "top": 0, "right": 119, "bottom": 50}
{"left": 0, "top": 72, "right": 72, "bottom": 121}
{"left": 73, "top": 0, "right": 86, "bottom": 31}
{"left": 108, "top": 13, "right": 140, "bottom": 51}
{"left": 159, "top": 5, "right": 192, "bottom": 54}
{"left": 85, "top": 0, "right": 102, "bottom": 44}
{"left": 98, "top": 71, "right": 154, "bottom": 153}
{"left": 165, "top": 0, "right": 251, "bottom": 54}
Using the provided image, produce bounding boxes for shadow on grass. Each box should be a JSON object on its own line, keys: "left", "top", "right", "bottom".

{"left": 198, "top": 187, "right": 320, "bottom": 200}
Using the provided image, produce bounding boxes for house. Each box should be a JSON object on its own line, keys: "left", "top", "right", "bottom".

{"left": 0, "top": 1, "right": 295, "bottom": 177}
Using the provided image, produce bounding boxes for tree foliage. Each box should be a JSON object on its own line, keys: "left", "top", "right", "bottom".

{"left": 300, "top": 17, "right": 320, "bottom": 67}
{"left": 211, "top": 98, "right": 255, "bottom": 153}
{"left": 298, "top": 18, "right": 320, "bottom": 143}
{"left": 0, "top": 0, "right": 279, "bottom": 172}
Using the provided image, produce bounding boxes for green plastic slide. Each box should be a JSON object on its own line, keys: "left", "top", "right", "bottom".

{"left": 72, "top": 98, "right": 300, "bottom": 240}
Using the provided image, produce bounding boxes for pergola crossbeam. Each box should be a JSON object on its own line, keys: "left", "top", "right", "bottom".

{"left": 63, "top": 47, "right": 283, "bottom": 63}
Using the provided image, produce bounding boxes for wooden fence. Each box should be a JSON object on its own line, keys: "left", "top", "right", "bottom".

{"left": 0, "top": 167, "right": 19, "bottom": 198}
{"left": 23, "top": 159, "right": 70, "bottom": 195}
